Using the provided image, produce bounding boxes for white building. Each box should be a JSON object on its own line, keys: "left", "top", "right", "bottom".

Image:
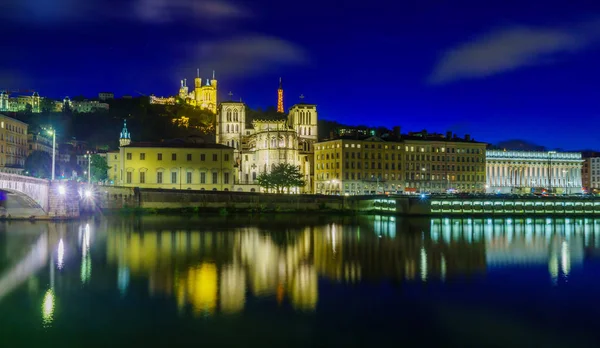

{"left": 215, "top": 101, "right": 317, "bottom": 193}
{"left": 486, "top": 150, "right": 583, "bottom": 194}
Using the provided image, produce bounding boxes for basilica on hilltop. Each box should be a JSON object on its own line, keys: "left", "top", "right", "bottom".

{"left": 150, "top": 69, "right": 218, "bottom": 114}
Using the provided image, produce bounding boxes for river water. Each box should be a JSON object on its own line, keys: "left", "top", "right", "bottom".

{"left": 1, "top": 215, "right": 600, "bottom": 347}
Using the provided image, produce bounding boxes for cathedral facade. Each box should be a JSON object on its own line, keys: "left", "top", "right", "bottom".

{"left": 215, "top": 82, "right": 318, "bottom": 193}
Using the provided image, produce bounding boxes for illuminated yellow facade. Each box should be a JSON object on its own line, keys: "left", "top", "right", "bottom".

{"left": 108, "top": 142, "right": 235, "bottom": 191}
{"left": 0, "top": 114, "right": 28, "bottom": 174}
{"left": 151, "top": 70, "right": 217, "bottom": 114}
{"left": 314, "top": 133, "right": 487, "bottom": 194}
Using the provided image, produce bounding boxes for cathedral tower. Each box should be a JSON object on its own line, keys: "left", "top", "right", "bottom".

{"left": 277, "top": 78, "right": 284, "bottom": 113}
{"left": 216, "top": 102, "right": 245, "bottom": 150}
{"left": 289, "top": 95, "right": 318, "bottom": 151}
{"left": 119, "top": 119, "right": 131, "bottom": 147}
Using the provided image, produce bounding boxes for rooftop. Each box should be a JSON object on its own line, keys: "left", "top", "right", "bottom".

{"left": 124, "top": 140, "right": 232, "bottom": 149}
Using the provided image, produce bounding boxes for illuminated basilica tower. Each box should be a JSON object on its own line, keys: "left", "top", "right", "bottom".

{"left": 277, "top": 78, "right": 284, "bottom": 113}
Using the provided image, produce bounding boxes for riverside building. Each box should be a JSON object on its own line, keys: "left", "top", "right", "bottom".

{"left": 108, "top": 121, "right": 235, "bottom": 191}
{"left": 314, "top": 130, "right": 487, "bottom": 195}
{"left": 485, "top": 150, "right": 583, "bottom": 194}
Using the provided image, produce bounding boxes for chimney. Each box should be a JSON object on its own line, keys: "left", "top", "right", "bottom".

{"left": 329, "top": 131, "right": 334, "bottom": 139}
{"left": 465, "top": 134, "right": 471, "bottom": 141}
{"left": 393, "top": 126, "right": 401, "bottom": 138}
{"left": 446, "top": 131, "right": 452, "bottom": 139}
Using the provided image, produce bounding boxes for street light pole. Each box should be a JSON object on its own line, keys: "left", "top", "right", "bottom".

{"left": 50, "top": 130, "right": 56, "bottom": 181}
{"left": 87, "top": 152, "right": 91, "bottom": 184}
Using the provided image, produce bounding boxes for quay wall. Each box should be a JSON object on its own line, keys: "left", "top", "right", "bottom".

{"left": 91, "top": 186, "right": 600, "bottom": 216}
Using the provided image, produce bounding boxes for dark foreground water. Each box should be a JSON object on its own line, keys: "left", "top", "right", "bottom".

{"left": 1, "top": 215, "right": 600, "bottom": 347}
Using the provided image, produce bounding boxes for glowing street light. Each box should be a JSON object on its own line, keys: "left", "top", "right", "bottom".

{"left": 84, "top": 189, "right": 92, "bottom": 198}
{"left": 58, "top": 185, "right": 66, "bottom": 195}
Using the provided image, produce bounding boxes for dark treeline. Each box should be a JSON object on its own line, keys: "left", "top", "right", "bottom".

{"left": 7, "top": 96, "right": 366, "bottom": 150}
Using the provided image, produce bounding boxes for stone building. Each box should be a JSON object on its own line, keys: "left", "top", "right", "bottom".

{"left": 0, "top": 92, "right": 41, "bottom": 113}
{"left": 108, "top": 121, "right": 235, "bottom": 191}
{"left": 314, "top": 131, "right": 487, "bottom": 195}
{"left": 485, "top": 150, "right": 583, "bottom": 194}
{"left": 215, "top": 92, "right": 317, "bottom": 193}
{"left": 27, "top": 132, "right": 54, "bottom": 156}
{"left": 0, "top": 114, "right": 28, "bottom": 174}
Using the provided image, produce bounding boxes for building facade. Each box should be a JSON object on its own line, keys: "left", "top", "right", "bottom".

{"left": 108, "top": 122, "right": 235, "bottom": 190}
{"left": 486, "top": 150, "right": 583, "bottom": 194}
{"left": 314, "top": 132, "right": 487, "bottom": 195}
{"left": 28, "top": 132, "right": 54, "bottom": 156}
{"left": 0, "top": 114, "right": 28, "bottom": 174}
{"left": 150, "top": 70, "right": 217, "bottom": 114}
{"left": 215, "top": 99, "right": 317, "bottom": 193}
{"left": 581, "top": 155, "right": 600, "bottom": 193}
{"left": 0, "top": 92, "right": 41, "bottom": 113}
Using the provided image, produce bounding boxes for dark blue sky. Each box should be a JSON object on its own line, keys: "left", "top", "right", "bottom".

{"left": 2, "top": 0, "right": 600, "bottom": 149}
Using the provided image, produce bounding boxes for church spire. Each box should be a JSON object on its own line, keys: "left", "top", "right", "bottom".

{"left": 277, "top": 77, "right": 284, "bottom": 113}
{"left": 119, "top": 119, "right": 131, "bottom": 147}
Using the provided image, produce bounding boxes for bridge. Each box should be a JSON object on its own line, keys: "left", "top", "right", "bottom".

{"left": 0, "top": 172, "right": 79, "bottom": 219}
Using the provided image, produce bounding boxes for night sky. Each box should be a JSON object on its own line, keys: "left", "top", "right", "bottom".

{"left": 2, "top": 0, "right": 600, "bottom": 149}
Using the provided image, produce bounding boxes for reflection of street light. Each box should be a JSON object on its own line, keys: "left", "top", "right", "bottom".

{"left": 42, "top": 289, "right": 55, "bottom": 326}
{"left": 46, "top": 129, "right": 56, "bottom": 181}
{"left": 58, "top": 185, "right": 66, "bottom": 195}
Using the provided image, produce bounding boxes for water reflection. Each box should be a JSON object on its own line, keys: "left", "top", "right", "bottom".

{"left": 1, "top": 215, "right": 600, "bottom": 324}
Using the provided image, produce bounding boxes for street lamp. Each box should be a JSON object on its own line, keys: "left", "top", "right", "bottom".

{"left": 85, "top": 152, "right": 91, "bottom": 184}
{"left": 47, "top": 129, "right": 56, "bottom": 181}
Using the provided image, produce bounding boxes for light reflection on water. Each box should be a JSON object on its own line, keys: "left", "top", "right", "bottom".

{"left": 1, "top": 215, "right": 600, "bottom": 325}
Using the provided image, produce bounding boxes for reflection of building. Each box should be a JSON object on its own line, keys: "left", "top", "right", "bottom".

{"left": 315, "top": 131, "right": 487, "bottom": 195}
{"left": 486, "top": 150, "right": 583, "bottom": 194}
{"left": 0, "top": 114, "right": 28, "bottom": 174}
{"left": 109, "top": 215, "right": 600, "bottom": 316}
{"left": 107, "top": 121, "right": 235, "bottom": 190}
{"left": 216, "top": 89, "right": 317, "bottom": 192}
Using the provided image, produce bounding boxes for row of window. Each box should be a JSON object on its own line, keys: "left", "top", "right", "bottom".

{"left": 316, "top": 172, "right": 484, "bottom": 182}
{"left": 318, "top": 161, "right": 485, "bottom": 172}
{"left": 318, "top": 143, "right": 484, "bottom": 154}
{"left": 318, "top": 152, "right": 483, "bottom": 163}
{"left": 125, "top": 171, "right": 230, "bottom": 185}
{"left": 125, "top": 153, "right": 229, "bottom": 162}
{"left": 1, "top": 122, "right": 25, "bottom": 135}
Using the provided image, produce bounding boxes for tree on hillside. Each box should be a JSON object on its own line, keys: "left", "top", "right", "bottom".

{"left": 90, "top": 154, "right": 110, "bottom": 183}
{"left": 257, "top": 163, "right": 306, "bottom": 193}
{"left": 24, "top": 151, "right": 52, "bottom": 178}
